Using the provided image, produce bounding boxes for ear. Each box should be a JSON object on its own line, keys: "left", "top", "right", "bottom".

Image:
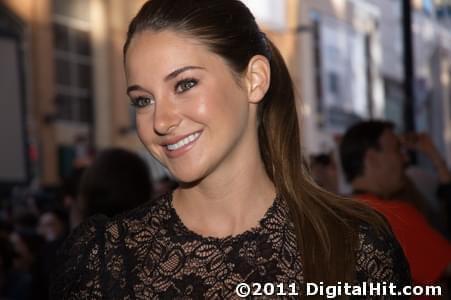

{"left": 244, "top": 55, "right": 271, "bottom": 104}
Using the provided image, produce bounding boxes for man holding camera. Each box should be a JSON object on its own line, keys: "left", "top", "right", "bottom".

{"left": 340, "top": 120, "right": 451, "bottom": 289}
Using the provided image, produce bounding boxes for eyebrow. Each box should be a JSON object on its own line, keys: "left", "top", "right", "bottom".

{"left": 127, "top": 85, "right": 149, "bottom": 95}
{"left": 164, "top": 65, "right": 204, "bottom": 81}
{"left": 126, "top": 65, "right": 204, "bottom": 95}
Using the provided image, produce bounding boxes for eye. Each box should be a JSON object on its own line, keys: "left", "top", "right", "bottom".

{"left": 130, "top": 96, "right": 154, "bottom": 108}
{"left": 175, "top": 78, "right": 198, "bottom": 94}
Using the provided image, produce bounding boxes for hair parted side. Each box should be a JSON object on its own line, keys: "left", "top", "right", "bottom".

{"left": 124, "top": 0, "right": 388, "bottom": 287}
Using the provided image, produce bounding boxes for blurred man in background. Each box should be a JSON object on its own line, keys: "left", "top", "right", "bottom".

{"left": 340, "top": 120, "right": 451, "bottom": 290}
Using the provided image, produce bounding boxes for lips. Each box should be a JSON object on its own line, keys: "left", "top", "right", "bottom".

{"left": 161, "top": 130, "right": 203, "bottom": 158}
{"left": 167, "top": 132, "right": 201, "bottom": 151}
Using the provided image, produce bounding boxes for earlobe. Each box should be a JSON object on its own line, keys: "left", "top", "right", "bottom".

{"left": 245, "top": 55, "right": 271, "bottom": 104}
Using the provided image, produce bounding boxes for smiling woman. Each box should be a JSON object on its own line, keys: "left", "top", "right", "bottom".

{"left": 125, "top": 30, "right": 263, "bottom": 184}
{"left": 50, "top": 0, "right": 411, "bottom": 299}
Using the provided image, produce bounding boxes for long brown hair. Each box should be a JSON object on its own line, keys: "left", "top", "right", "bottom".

{"left": 123, "top": 0, "right": 387, "bottom": 285}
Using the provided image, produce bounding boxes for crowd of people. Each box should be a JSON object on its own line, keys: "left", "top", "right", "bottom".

{"left": 0, "top": 121, "right": 451, "bottom": 300}
{"left": 1, "top": 125, "right": 448, "bottom": 299}
{"left": 0, "top": 148, "right": 176, "bottom": 300}
{"left": 0, "top": 128, "right": 449, "bottom": 299}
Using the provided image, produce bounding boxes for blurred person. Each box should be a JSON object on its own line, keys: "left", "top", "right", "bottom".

{"left": 309, "top": 152, "right": 339, "bottom": 194}
{"left": 0, "top": 235, "right": 18, "bottom": 300}
{"left": 340, "top": 120, "right": 451, "bottom": 287}
{"left": 30, "top": 187, "right": 62, "bottom": 215}
{"left": 9, "top": 230, "right": 43, "bottom": 273}
{"left": 402, "top": 133, "right": 451, "bottom": 236}
{"left": 73, "top": 135, "right": 94, "bottom": 169}
{"left": 62, "top": 167, "right": 87, "bottom": 229}
{"left": 397, "top": 172, "right": 449, "bottom": 238}
{"left": 37, "top": 208, "right": 68, "bottom": 243}
{"left": 51, "top": 1, "right": 410, "bottom": 298}
{"left": 33, "top": 209, "right": 69, "bottom": 300}
{"left": 7, "top": 230, "right": 44, "bottom": 300}
{"left": 78, "top": 148, "right": 154, "bottom": 218}
{"left": 0, "top": 235, "right": 27, "bottom": 300}
{"left": 11, "top": 211, "right": 37, "bottom": 234}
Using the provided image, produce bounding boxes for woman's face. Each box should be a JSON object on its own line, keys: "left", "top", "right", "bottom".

{"left": 125, "top": 30, "right": 259, "bottom": 183}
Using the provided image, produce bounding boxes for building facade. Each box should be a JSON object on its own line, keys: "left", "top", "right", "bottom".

{"left": 249, "top": 0, "right": 451, "bottom": 165}
{"left": 1, "top": 0, "right": 150, "bottom": 187}
{"left": 248, "top": 0, "right": 384, "bottom": 154}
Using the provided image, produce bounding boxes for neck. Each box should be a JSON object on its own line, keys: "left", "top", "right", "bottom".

{"left": 177, "top": 164, "right": 275, "bottom": 206}
{"left": 352, "top": 177, "right": 386, "bottom": 198}
{"left": 173, "top": 133, "right": 276, "bottom": 238}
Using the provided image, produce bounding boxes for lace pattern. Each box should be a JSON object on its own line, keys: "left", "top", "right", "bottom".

{"left": 50, "top": 193, "right": 411, "bottom": 299}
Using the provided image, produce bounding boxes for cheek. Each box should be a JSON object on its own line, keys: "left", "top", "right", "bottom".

{"left": 136, "top": 113, "right": 152, "bottom": 140}
{"left": 191, "top": 89, "right": 243, "bottom": 130}
{"left": 390, "top": 154, "right": 403, "bottom": 169}
{"left": 208, "top": 89, "right": 248, "bottom": 125}
{"left": 185, "top": 95, "right": 210, "bottom": 122}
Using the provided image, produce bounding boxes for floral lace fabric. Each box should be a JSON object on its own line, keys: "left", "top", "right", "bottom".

{"left": 50, "top": 194, "right": 411, "bottom": 299}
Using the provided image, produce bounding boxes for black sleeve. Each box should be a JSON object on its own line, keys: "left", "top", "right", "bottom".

{"left": 49, "top": 215, "right": 108, "bottom": 300}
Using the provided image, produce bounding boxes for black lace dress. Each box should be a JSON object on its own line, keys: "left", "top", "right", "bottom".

{"left": 50, "top": 194, "right": 411, "bottom": 299}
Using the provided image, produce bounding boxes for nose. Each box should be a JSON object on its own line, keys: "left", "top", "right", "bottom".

{"left": 153, "top": 98, "right": 181, "bottom": 135}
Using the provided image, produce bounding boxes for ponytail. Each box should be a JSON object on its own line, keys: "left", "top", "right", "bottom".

{"left": 258, "top": 40, "right": 388, "bottom": 284}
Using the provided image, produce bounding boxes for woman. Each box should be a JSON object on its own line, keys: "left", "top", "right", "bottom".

{"left": 51, "top": 0, "right": 410, "bottom": 298}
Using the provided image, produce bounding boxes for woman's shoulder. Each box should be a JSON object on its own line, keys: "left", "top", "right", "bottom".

{"left": 50, "top": 194, "right": 172, "bottom": 298}
{"left": 354, "top": 219, "right": 411, "bottom": 286}
{"left": 105, "top": 192, "right": 173, "bottom": 237}
{"left": 55, "top": 213, "right": 110, "bottom": 268}
{"left": 63, "top": 192, "right": 169, "bottom": 247}
{"left": 50, "top": 214, "right": 109, "bottom": 299}
{"left": 62, "top": 192, "right": 171, "bottom": 251}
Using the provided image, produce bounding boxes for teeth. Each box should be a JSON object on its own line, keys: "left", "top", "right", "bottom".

{"left": 166, "top": 132, "right": 200, "bottom": 151}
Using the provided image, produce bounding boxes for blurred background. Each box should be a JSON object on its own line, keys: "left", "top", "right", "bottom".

{"left": 0, "top": 0, "right": 450, "bottom": 298}
{"left": 1, "top": 0, "right": 451, "bottom": 195}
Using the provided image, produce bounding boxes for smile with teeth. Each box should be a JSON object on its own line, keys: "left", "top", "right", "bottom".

{"left": 166, "top": 132, "right": 201, "bottom": 151}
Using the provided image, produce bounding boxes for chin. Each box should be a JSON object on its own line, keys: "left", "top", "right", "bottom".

{"left": 387, "top": 184, "right": 404, "bottom": 197}
{"left": 167, "top": 165, "right": 207, "bottom": 186}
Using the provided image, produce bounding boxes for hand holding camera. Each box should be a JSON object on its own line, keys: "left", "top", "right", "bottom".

{"left": 401, "top": 132, "right": 450, "bottom": 183}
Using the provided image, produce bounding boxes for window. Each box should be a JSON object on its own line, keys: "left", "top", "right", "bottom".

{"left": 52, "top": 0, "right": 93, "bottom": 123}
{"left": 384, "top": 78, "right": 404, "bottom": 132}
